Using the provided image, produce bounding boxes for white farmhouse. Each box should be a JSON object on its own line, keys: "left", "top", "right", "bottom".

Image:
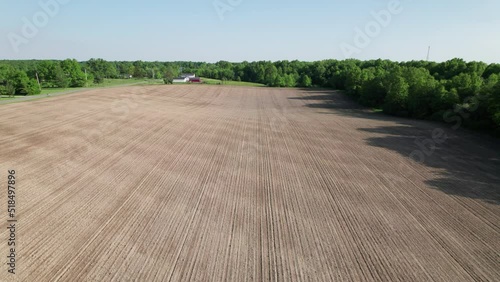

{"left": 173, "top": 77, "right": 189, "bottom": 83}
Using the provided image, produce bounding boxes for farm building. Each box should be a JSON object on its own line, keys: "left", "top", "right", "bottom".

{"left": 173, "top": 77, "right": 189, "bottom": 83}
{"left": 173, "top": 74, "right": 202, "bottom": 83}
{"left": 189, "top": 77, "right": 202, "bottom": 83}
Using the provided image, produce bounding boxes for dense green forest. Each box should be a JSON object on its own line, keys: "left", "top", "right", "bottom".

{"left": 1, "top": 58, "right": 499, "bottom": 134}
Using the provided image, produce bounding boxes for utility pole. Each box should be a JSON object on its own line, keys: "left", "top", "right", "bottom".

{"left": 426, "top": 46, "right": 431, "bottom": 61}
{"left": 84, "top": 69, "right": 88, "bottom": 86}
{"left": 35, "top": 72, "right": 41, "bottom": 91}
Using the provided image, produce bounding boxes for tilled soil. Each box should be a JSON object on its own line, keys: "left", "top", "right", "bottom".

{"left": 0, "top": 85, "right": 499, "bottom": 281}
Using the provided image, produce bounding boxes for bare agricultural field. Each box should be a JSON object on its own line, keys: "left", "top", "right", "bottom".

{"left": 0, "top": 85, "right": 499, "bottom": 281}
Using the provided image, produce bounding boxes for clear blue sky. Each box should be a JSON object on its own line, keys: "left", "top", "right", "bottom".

{"left": 1, "top": 0, "right": 499, "bottom": 63}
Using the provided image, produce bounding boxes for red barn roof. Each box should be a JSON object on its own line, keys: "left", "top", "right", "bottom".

{"left": 189, "top": 77, "right": 202, "bottom": 83}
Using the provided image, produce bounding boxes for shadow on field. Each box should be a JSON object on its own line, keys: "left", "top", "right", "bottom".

{"left": 360, "top": 126, "right": 500, "bottom": 205}
{"left": 289, "top": 89, "right": 410, "bottom": 122}
{"left": 289, "top": 89, "right": 364, "bottom": 111}
{"left": 291, "top": 89, "right": 500, "bottom": 205}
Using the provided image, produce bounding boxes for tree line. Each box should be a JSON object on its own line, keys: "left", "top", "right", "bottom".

{"left": 1, "top": 58, "right": 499, "bottom": 134}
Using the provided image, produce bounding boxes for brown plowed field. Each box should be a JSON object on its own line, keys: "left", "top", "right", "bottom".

{"left": 0, "top": 85, "right": 499, "bottom": 281}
